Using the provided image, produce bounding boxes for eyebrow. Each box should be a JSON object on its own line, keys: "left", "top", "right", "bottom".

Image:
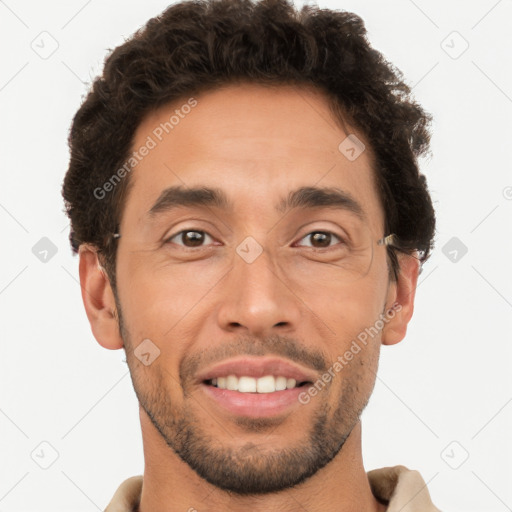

{"left": 148, "top": 185, "right": 365, "bottom": 220}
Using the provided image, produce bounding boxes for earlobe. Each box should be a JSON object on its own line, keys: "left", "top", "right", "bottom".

{"left": 381, "top": 252, "right": 421, "bottom": 346}
{"left": 78, "top": 245, "right": 124, "bottom": 350}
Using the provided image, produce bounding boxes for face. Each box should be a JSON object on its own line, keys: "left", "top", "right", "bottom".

{"left": 113, "top": 83, "right": 396, "bottom": 494}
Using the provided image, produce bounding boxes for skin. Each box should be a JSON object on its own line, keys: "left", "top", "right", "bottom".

{"left": 79, "top": 83, "right": 419, "bottom": 512}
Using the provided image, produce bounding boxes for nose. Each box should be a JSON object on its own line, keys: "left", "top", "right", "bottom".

{"left": 216, "top": 245, "right": 301, "bottom": 337}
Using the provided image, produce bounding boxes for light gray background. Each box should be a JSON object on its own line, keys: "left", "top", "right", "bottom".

{"left": 1, "top": 0, "right": 511, "bottom": 510}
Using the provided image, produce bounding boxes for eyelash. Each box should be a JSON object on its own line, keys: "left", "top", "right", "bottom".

{"left": 164, "top": 229, "right": 346, "bottom": 251}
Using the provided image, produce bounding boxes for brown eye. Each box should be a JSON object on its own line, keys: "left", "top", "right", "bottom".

{"left": 296, "top": 231, "right": 342, "bottom": 249}
{"left": 166, "top": 230, "right": 213, "bottom": 248}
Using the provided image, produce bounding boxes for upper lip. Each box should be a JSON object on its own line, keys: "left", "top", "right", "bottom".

{"left": 196, "top": 356, "right": 318, "bottom": 384}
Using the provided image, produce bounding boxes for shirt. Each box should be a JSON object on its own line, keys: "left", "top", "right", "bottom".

{"left": 104, "top": 465, "right": 440, "bottom": 511}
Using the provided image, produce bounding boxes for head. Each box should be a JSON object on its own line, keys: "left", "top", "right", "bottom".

{"left": 63, "top": 0, "right": 435, "bottom": 496}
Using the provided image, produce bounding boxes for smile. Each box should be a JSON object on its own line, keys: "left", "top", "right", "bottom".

{"left": 207, "top": 375, "right": 309, "bottom": 393}
{"left": 197, "top": 356, "right": 317, "bottom": 417}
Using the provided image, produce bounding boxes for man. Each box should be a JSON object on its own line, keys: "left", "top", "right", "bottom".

{"left": 62, "top": 0, "right": 439, "bottom": 510}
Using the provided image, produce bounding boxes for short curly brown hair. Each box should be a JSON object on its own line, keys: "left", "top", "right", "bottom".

{"left": 62, "top": 0, "right": 435, "bottom": 288}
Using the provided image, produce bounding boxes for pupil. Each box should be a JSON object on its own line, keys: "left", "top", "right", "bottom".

{"left": 184, "top": 231, "right": 204, "bottom": 246}
{"left": 312, "top": 232, "right": 330, "bottom": 247}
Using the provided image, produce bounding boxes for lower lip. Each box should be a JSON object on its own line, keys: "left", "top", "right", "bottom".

{"left": 201, "top": 383, "right": 307, "bottom": 418}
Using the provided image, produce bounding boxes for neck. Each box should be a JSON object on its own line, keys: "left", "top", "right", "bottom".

{"left": 138, "top": 407, "right": 385, "bottom": 512}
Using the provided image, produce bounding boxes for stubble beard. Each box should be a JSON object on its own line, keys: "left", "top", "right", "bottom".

{"left": 117, "top": 304, "right": 374, "bottom": 495}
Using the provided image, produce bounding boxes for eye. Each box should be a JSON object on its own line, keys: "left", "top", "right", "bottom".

{"left": 165, "top": 229, "right": 215, "bottom": 248}
{"left": 295, "top": 231, "right": 345, "bottom": 249}
{"left": 164, "top": 229, "right": 346, "bottom": 250}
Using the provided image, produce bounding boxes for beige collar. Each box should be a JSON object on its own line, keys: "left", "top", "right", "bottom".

{"left": 105, "top": 465, "right": 440, "bottom": 512}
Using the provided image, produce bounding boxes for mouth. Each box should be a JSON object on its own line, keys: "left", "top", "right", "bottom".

{"left": 197, "top": 357, "right": 316, "bottom": 418}
{"left": 205, "top": 375, "right": 311, "bottom": 393}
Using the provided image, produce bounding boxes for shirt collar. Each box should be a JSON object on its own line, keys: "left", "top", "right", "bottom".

{"left": 105, "top": 465, "right": 439, "bottom": 511}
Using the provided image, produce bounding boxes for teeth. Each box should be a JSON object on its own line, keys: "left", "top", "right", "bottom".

{"left": 286, "top": 378, "right": 296, "bottom": 389}
{"left": 226, "top": 375, "right": 238, "bottom": 391}
{"left": 238, "top": 376, "right": 257, "bottom": 392}
{"left": 212, "top": 375, "right": 301, "bottom": 393}
{"left": 275, "top": 376, "right": 287, "bottom": 391}
{"left": 256, "top": 375, "right": 275, "bottom": 393}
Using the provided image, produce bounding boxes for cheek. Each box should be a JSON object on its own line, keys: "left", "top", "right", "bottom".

{"left": 305, "top": 268, "right": 388, "bottom": 400}
{"left": 326, "top": 319, "right": 382, "bottom": 414}
{"left": 117, "top": 246, "right": 229, "bottom": 328}
{"left": 116, "top": 258, "right": 209, "bottom": 383}
{"left": 312, "top": 272, "right": 387, "bottom": 342}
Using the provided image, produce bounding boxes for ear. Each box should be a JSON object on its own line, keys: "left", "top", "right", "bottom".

{"left": 381, "top": 252, "right": 421, "bottom": 346}
{"left": 78, "top": 245, "right": 124, "bottom": 350}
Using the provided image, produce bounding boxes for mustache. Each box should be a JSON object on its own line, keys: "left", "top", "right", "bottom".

{"left": 180, "top": 333, "right": 329, "bottom": 385}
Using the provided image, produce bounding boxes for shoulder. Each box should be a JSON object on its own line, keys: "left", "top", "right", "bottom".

{"left": 367, "top": 465, "right": 440, "bottom": 511}
{"left": 104, "top": 475, "right": 143, "bottom": 512}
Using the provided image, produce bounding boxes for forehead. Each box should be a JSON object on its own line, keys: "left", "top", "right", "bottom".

{"left": 122, "top": 83, "right": 384, "bottom": 232}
